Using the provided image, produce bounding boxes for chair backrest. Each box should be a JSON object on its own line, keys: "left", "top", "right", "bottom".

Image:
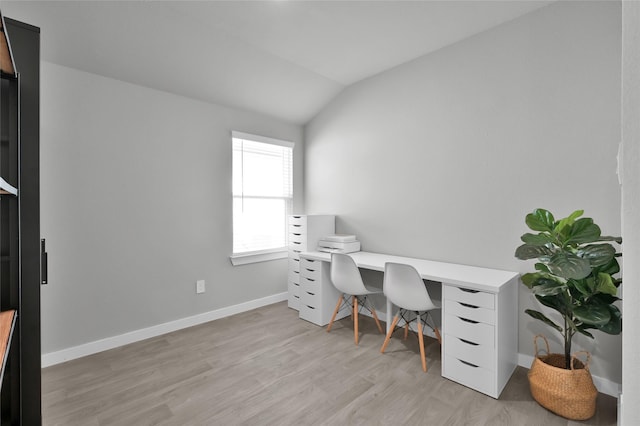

{"left": 330, "top": 253, "right": 368, "bottom": 296}
{"left": 384, "top": 262, "right": 437, "bottom": 312}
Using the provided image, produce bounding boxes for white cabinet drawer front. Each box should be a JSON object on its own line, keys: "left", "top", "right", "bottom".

{"left": 289, "top": 258, "right": 301, "bottom": 273}
{"left": 299, "top": 304, "right": 323, "bottom": 325}
{"left": 289, "top": 233, "right": 305, "bottom": 245}
{"left": 300, "top": 257, "right": 321, "bottom": 271}
{"left": 444, "top": 314, "right": 494, "bottom": 346}
{"left": 288, "top": 247, "right": 302, "bottom": 260}
{"left": 443, "top": 355, "right": 495, "bottom": 397}
{"left": 288, "top": 294, "right": 300, "bottom": 310}
{"left": 288, "top": 270, "right": 301, "bottom": 285}
{"left": 444, "top": 285, "right": 495, "bottom": 309}
{"left": 445, "top": 334, "right": 495, "bottom": 371}
{"left": 288, "top": 280, "right": 301, "bottom": 297}
{"left": 444, "top": 299, "right": 495, "bottom": 325}
{"left": 300, "top": 290, "right": 320, "bottom": 307}
{"left": 289, "top": 240, "right": 308, "bottom": 251}
{"left": 301, "top": 276, "right": 321, "bottom": 293}
{"left": 301, "top": 265, "right": 321, "bottom": 281}
{"left": 288, "top": 224, "right": 307, "bottom": 235}
{"left": 288, "top": 215, "right": 307, "bottom": 227}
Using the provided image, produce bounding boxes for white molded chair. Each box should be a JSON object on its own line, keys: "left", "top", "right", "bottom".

{"left": 326, "top": 253, "right": 384, "bottom": 344}
{"left": 380, "top": 262, "right": 442, "bottom": 372}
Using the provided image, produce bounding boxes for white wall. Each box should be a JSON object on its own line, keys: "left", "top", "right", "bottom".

{"left": 621, "top": 1, "right": 640, "bottom": 422}
{"left": 305, "top": 1, "right": 622, "bottom": 384}
{"left": 40, "top": 62, "right": 303, "bottom": 354}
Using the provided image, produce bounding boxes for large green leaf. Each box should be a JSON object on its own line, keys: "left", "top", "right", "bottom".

{"left": 521, "top": 272, "right": 564, "bottom": 289}
{"left": 574, "top": 305, "right": 611, "bottom": 326}
{"left": 548, "top": 251, "right": 591, "bottom": 279}
{"left": 515, "top": 244, "right": 553, "bottom": 260}
{"left": 577, "top": 244, "right": 615, "bottom": 268}
{"left": 525, "top": 209, "right": 555, "bottom": 232}
{"left": 595, "top": 272, "right": 618, "bottom": 296}
{"left": 555, "top": 209, "right": 584, "bottom": 235}
{"left": 535, "top": 263, "right": 551, "bottom": 273}
{"left": 596, "top": 258, "right": 620, "bottom": 276}
{"left": 595, "top": 305, "right": 622, "bottom": 335}
{"left": 575, "top": 325, "right": 595, "bottom": 339}
{"left": 599, "top": 235, "right": 622, "bottom": 244}
{"left": 536, "top": 293, "right": 569, "bottom": 316}
{"left": 521, "top": 233, "right": 555, "bottom": 246}
{"left": 570, "top": 278, "right": 592, "bottom": 297}
{"left": 525, "top": 309, "right": 562, "bottom": 332}
{"left": 590, "top": 292, "right": 620, "bottom": 305}
{"left": 565, "top": 218, "right": 601, "bottom": 246}
{"left": 532, "top": 281, "right": 566, "bottom": 297}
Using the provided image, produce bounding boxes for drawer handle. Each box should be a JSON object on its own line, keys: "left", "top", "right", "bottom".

{"left": 293, "top": 233, "right": 301, "bottom": 236}
{"left": 458, "top": 317, "right": 479, "bottom": 324}
{"left": 306, "top": 291, "right": 315, "bottom": 296}
{"left": 459, "top": 288, "right": 480, "bottom": 294}
{"left": 459, "top": 302, "right": 479, "bottom": 309}
{"left": 293, "top": 242, "right": 301, "bottom": 245}
{"left": 293, "top": 216, "right": 302, "bottom": 219}
{"left": 459, "top": 359, "right": 479, "bottom": 368}
{"left": 306, "top": 305, "right": 315, "bottom": 310}
{"left": 294, "top": 295, "right": 300, "bottom": 299}
{"left": 293, "top": 258, "right": 300, "bottom": 262}
{"left": 306, "top": 278, "right": 315, "bottom": 282}
{"left": 458, "top": 338, "right": 479, "bottom": 346}
{"left": 293, "top": 282, "right": 300, "bottom": 287}
{"left": 293, "top": 271, "right": 299, "bottom": 275}
{"left": 305, "top": 268, "right": 315, "bottom": 272}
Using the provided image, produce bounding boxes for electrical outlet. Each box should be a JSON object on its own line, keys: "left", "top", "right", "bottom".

{"left": 196, "top": 280, "right": 205, "bottom": 294}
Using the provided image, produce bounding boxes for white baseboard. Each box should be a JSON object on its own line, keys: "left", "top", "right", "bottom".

{"left": 42, "top": 292, "right": 288, "bottom": 368}
{"left": 517, "top": 353, "right": 621, "bottom": 398}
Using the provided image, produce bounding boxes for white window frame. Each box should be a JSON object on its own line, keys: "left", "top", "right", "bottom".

{"left": 229, "top": 131, "right": 294, "bottom": 266}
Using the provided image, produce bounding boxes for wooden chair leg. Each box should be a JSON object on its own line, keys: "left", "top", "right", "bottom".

{"left": 353, "top": 296, "right": 359, "bottom": 345}
{"left": 417, "top": 321, "right": 427, "bottom": 372}
{"left": 404, "top": 323, "right": 409, "bottom": 340}
{"left": 380, "top": 314, "right": 400, "bottom": 353}
{"left": 434, "top": 326, "right": 442, "bottom": 345}
{"left": 327, "top": 295, "right": 343, "bottom": 333}
{"left": 370, "top": 308, "right": 384, "bottom": 334}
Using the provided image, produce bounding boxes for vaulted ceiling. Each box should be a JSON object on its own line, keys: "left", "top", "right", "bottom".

{"left": 2, "top": 1, "right": 552, "bottom": 124}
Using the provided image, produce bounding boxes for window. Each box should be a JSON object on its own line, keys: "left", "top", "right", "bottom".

{"left": 231, "top": 131, "right": 293, "bottom": 265}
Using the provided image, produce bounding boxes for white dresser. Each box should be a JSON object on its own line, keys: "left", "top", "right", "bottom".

{"left": 287, "top": 215, "right": 334, "bottom": 310}
{"left": 441, "top": 282, "right": 518, "bottom": 399}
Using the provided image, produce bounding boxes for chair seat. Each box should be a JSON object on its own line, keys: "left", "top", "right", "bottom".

{"left": 360, "top": 285, "right": 383, "bottom": 296}
{"left": 398, "top": 299, "right": 441, "bottom": 313}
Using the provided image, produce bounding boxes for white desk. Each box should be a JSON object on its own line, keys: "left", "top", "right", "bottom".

{"left": 298, "top": 250, "right": 520, "bottom": 399}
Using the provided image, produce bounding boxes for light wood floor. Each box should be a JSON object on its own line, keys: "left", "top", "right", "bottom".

{"left": 43, "top": 302, "right": 617, "bottom": 425}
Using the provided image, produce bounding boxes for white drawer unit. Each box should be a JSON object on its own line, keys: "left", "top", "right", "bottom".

{"left": 442, "top": 282, "right": 517, "bottom": 399}
{"left": 287, "top": 215, "right": 334, "bottom": 310}
{"left": 298, "top": 255, "right": 349, "bottom": 326}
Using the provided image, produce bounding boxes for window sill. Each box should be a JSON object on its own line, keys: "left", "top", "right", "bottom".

{"left": 229, "top": 249, "right": 288, "bottom": 266}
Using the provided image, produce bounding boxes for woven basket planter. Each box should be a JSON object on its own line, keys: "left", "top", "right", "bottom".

{"left": 528, "top": 335, "right": 597, "bottom": 420}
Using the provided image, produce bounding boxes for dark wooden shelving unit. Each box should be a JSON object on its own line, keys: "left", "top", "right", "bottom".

{"left": 1, "top": 9, "right": 41, "bottom": 426}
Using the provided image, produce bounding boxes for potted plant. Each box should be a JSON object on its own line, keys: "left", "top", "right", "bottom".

{"left": 515, "top": 208, "right": 622, "bottom": 419}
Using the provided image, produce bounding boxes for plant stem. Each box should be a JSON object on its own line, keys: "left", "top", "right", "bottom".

{"left": 564, "top": 315, "right": 571, "bottom": 369}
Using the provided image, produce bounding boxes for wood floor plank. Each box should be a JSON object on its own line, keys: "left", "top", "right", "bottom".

{"left": 42, "top": 302, "right": 617, "bottom": 425}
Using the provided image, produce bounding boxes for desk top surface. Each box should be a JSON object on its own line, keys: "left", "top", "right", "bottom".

{"left": 300, "top": 251, "right": 519, "bottom": 293}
